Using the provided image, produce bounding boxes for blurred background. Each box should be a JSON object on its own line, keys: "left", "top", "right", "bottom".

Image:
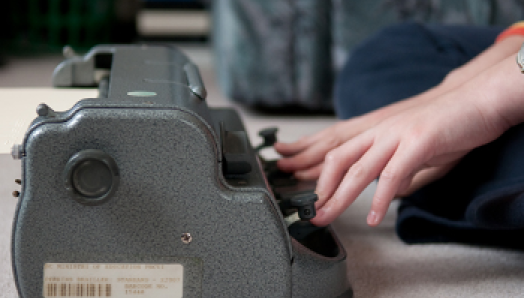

{"left": 2, "top": 0, "right": 524, "bottom": 111}
{"left": 0, "top": 0, "right": 212, "bottom": 89}
{"left": 0, "top": 0, "right": 209, "bottom": 54}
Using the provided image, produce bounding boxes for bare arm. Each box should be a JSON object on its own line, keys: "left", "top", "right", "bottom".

{"left": 313, "top": 51, "right": 524, "bottom": 227}
{"left": 275, "top": 35, "right": 524, "bottom": 227}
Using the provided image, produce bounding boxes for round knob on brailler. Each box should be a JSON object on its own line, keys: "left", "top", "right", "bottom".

{"left": 290, "top": 193, "right": 318, "bottom": 220}
{"left": 64, "top": 149, "right": 120, "bottom": 205}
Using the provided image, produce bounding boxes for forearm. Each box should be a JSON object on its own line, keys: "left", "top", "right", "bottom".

{"left": 466, "top": 53, "right": 524, "bottom": 129}
{"left": 364, "top": 36, "right": 524, "bottom": 122}
{"left": 441, "top": 35, "right": 524, "bottom": 90}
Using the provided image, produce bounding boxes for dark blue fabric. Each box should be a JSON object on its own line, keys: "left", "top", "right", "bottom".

{"left": 398, "top": 124, "right": 524, "bottom": 249}
{"left": 334, "top": 22, "right": 524, "bottom": 249}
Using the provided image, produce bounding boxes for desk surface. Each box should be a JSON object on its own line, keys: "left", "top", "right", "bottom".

{"left": 0, "top": 88, "right": 98, "bottom": 154}
{"left": 1, "top": 88, "right": 524, "bottom": 298}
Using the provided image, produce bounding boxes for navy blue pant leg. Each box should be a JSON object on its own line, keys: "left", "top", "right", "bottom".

{"left": 333, "top": 22, "right": 524, "bottom": 249}
{"left": 334, "top": 22, "right": 503, "bottom": 119}
{"left": 398, "top": 124, "right": 524, "bottom": 248}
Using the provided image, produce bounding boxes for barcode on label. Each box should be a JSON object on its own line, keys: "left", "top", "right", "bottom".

{"left": 45, "top": 284, "right": 112, "bottom": 297}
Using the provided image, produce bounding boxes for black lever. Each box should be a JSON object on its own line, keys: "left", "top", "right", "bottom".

{"left": 281, "top": 193, "right": 318, "bottom": 221}
{"left": 220, "top": 122, "right": 252, "bottom": 176}
{"left": 255, "top": 127, "right": 278, "bottom": 152}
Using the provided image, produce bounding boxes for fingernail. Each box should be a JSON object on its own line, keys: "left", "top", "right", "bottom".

{"left": 367, "top": 211, "right": 379, "bottom": 226}
{"left": 311, "top": 208, "right": 327, "bottom": 226}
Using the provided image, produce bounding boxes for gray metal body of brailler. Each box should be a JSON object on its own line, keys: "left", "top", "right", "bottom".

{"left": 11, "top": 45, "right": 352, "bottom": 298}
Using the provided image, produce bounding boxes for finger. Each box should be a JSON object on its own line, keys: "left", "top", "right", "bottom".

{"left": 294, "top": 163, "right": 323, "bottom": 180}
{"left": 396, "top": 171, "right": 417, "bottom": 197}
{"left": 312, "top": 137, "right": 396, "bottom": 226}
{"left": 368, "top": 141, "right": 431, "bottom": 226}
{"left": 397, "top": 162, "right": 457, "bottom": 197}
{"left": 274, "top": 126, "right": 334, "bottom": 156}
{"left": 275, "top": 121, "right": 353, "bottom": 157}
{"left": 393, "top": 160, "right": 433, "bottom": 196}
{"left": 274, "top": 136, "right": 314, "bottom": 157}
{"left": 314, "top": 133, "right": 374, "bottom": 210}
{"left": 277, "top": 136, "right": 343, "bottom": 172}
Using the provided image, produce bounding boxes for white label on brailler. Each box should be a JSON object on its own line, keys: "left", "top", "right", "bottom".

{"left": 43, "top": 263, "right": 183, "bottom": 298}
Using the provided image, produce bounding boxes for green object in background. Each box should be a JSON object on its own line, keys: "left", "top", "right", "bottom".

{"left": 8, "top": 0, "right": 116, "bottom": 53}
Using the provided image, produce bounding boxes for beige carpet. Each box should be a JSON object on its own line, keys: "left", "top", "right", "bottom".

{"left": 1, "top": 45, "right": 524, "bottom": 297}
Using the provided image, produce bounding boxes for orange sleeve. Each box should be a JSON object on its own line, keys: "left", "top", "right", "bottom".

{"left": 496, "top": 21, "right": 524, "bottom": 43}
